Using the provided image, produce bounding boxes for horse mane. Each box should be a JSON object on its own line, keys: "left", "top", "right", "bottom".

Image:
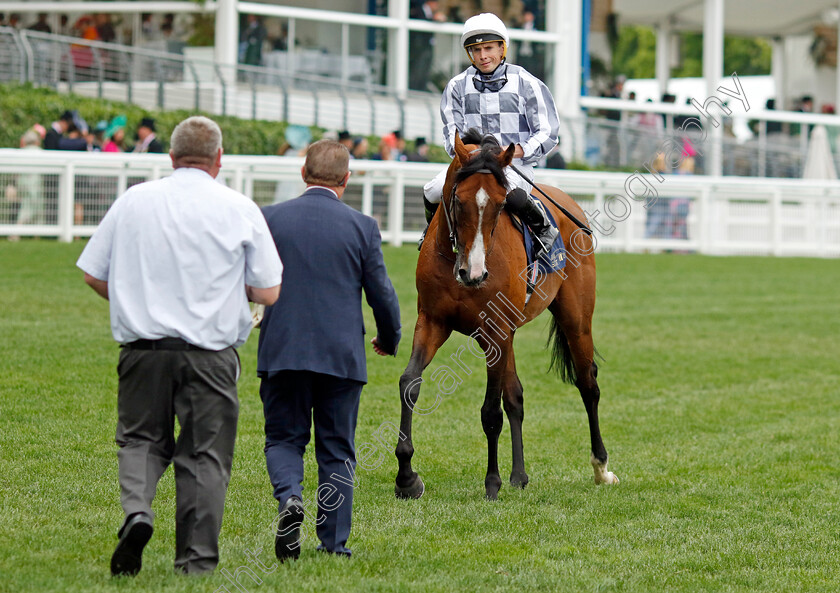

{"left": 455, "top": 128, "right": 508, "bottom": 190}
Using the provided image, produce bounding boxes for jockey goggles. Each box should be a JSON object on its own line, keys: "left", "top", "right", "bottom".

{"left": 472, "top": 67, "right": 508, "bottom": 93}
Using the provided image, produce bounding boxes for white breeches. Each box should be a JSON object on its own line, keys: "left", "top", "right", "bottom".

{"left": 423, "top": 163, "right": 535, "bottom": 204}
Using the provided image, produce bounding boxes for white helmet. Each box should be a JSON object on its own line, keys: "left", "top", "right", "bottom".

{"left": 460, "top": 13, "right": 509, "bottom": 62}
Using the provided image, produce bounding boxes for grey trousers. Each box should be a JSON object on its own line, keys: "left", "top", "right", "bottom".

{"left": 115, "top": 346, "right": 240, "bottom": 574}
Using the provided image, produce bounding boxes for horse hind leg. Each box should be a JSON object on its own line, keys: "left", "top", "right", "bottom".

{"left": 548, "top": 303, "right": 619, "bottom": 485}
{"left": 578, "top": 360, "right": 619, "bottom": 485}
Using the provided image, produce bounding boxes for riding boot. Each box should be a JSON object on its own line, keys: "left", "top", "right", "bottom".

{"left": 417, "top": 197, "right": 439, "bottom": 250}
{"left": 505, "top": 188, "right": 559, "bottom": 258}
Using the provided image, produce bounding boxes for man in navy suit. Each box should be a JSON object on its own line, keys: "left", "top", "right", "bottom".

{"left": 258, "top": 139, "right": 401, "bottom": 560}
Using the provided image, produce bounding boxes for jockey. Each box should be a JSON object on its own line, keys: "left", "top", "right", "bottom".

{"left": 421, "top": 12, "right": 561, "bottom": 256}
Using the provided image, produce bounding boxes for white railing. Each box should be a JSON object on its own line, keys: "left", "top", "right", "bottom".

{"left": 1, "top": 149, "right": 839, "bottom": 257}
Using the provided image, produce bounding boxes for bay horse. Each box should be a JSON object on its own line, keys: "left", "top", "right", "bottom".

{"left": 394, "top": 130, "right": 619, "bottom": 500}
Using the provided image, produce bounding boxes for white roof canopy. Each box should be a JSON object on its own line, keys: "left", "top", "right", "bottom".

{"left": 615, "top": 0, "right": 840, "bottom": 36}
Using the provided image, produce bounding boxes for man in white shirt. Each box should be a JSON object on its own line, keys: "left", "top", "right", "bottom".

{"left": 77, "top": 116, "right": 283, "bottom": 577}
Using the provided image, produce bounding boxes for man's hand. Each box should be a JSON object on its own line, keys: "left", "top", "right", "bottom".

{"left": 371, "top": 337, "right": 390, "bottom": 356}
{"left": 509, "top": 144, "right": 525, "bottom": 159}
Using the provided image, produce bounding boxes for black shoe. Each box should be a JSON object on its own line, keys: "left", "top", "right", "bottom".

{"left": 417, "top": 225, "right": 429, "bottom": 250}
{"left": 111, "top": 513, "right": 153, "bottom": 577}
{"left": 316, "top": 544, "right": 352, "bottom": 558}
{"left": 275, "top": 496, "right": 304, "bottom": 561}
{"left": 506, "top": 190, "right": 559, "bottom": 258}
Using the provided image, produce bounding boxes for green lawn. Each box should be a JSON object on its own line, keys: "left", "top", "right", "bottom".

{"left": 1, "top": 241, "right": 838, "bottom": 592}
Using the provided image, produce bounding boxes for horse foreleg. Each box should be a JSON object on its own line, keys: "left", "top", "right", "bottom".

{"left": 395, "top": 315, "right": 451, "bottom": 499}
{"left": 481, "top": 341, "right": 512, "bottom": 500}
{"left": 501, "top": 355, "right": 528, "bottom": 488}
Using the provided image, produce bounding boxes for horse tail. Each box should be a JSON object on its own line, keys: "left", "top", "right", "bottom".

{"left": 546, "top": 317, "right": 603, "bottom": 384}
{"left": 546, "top": 316, "right": 577, "bottom": 384}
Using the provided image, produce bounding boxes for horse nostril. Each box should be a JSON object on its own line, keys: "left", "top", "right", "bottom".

{"left": 481, "top": 271, "right": 488, "bottom": 283}
{"left": 458, "top": 268, "right": 469, "bottom": 282}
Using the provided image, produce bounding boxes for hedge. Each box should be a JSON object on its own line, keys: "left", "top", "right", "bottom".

{"left": 0, "top": 82, "right": 448, "bottom": 161}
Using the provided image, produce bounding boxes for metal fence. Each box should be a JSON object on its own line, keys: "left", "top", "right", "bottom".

{"left": 0, "top": 27, "right": 443, "bottom": 143}
{"left": 2, "top": 150, "right": 838, "bottom": 258}
{"left": 2, "top": 28, "right": 840, "bottom": 181}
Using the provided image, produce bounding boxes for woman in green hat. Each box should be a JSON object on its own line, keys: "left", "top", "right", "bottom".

{"left": 103, "top": 115, "right": 127, "bottom": 153}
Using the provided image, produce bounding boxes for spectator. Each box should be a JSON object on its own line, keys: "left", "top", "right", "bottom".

{"left": 132, "top": 117, "right": 164, "bottom": 153}
{"left": 791, "top": 95, "right": 814, "bottom": 137}
{"left": 337, "top": 130, "right": 354, "bottom": 152}
{"left": 28, "top": 13, "right": 52, "bottom": 34}
{"left": 240, "top": 14, "right": 267, "bottom": 66}
{"left": 95, "top": 13, "right": 116, "bottom": 43}
{"left": 91, "top": 121, "right": 108, "bottom": 151}
{"left": 76, "top": 115, "right": 283, "bottom": 577}
{"left": 103, "top": 115, "right": 128, "bottom": 152}
{"left": 44, "top": 110, "right": 75, "bottom": 150}
{"left": 374, "top": 132, "right": 400, "bottom": 160}
{"left": 272, "top": 24, "right": 289, "bottom": 51}
{"left": 74, "top": 15, "right": 99, "bottom": 41}
{"left": 350, "top": 136, "right": 369, "bottom": 159}
{"left": 58, "top": 14, "right": 71, "bottom": 37}
{"left": 409, "top": 1, "right": 445, "bottom": 92}
{"left": 140, "top": 13, "right": 156, "bottom": 41}
{"left": 674, "top": 97, "right": 693, "bottom": 129}
{"left": 660, "top": 92, "right": 677, "bottom": 128}
{"left": 406, "top": 137, "right": 430, "bottom": 162}
{"left": 671, "top": 138, "right": 696, "bottom": 241}
{"left": 274, "top": 125, "right": 311, "bottom": 203}
{"left": 515, "top": 9, "right": 544, "bottom": 81}
{"left": 7, "top": 13, "right": 20, "bottom": 29}
{"left": 765, "top": 98, "right": 783, "bottom": 134}
{"left": 10, "top": 128, "right": 45, "bottom": 239}
{"left": 259, "top": 139, "right": 400, "bottom": 561}
{"left": 644, "top": 151, "right": 671, "bottom": 239}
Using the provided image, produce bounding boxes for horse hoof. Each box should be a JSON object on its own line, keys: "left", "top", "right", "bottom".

{"left": 395, "top": 475, "right": 425, "bottom": 499}
{"left": 595, "top": 471, "right": 619, "bottom": 485}
{"left": 510, "top": 473, "right": 529, "bottom": 489}
{"left": 484, "top": 490, "right": 499, "bottom": 501}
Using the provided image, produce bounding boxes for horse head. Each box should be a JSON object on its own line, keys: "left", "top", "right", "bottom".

{"left": 445, "top": 130, "right": 515, "bottom": 287}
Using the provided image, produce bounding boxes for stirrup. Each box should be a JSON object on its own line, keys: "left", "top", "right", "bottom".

{"left": 533, "top": 225, "right": 559, "bottom": 259}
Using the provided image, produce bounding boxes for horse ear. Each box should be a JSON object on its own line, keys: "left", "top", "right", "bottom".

{"left": 454, "top": 131, "right": 470, "bottom": 163}
{"left": 499, "top": 143, "right": 516, "bottom": 168}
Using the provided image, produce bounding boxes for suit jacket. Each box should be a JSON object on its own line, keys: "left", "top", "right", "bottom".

{"left": 258, "top": 188, "right": 401, "bottom": 384}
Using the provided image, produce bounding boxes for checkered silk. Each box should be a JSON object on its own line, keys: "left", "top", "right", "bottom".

{"left": 440, "top": 64, "right": 560, "bottom": 166}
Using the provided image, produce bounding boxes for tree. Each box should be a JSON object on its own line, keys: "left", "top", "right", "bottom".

{"left": 611, "top": 26, "right": 771, "bottom": 80}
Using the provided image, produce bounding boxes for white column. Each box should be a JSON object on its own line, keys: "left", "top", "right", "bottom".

{"left": 549, "top": 0, "right": 583, "bottom": 160}
{"left": 703, "top": 0, "right": 724, "bottom": 177}
{"left": 388, "top": 0, "right": 409, "bottom": 98}
{"left": 771, "top": 36, "right": 786, "bottom": 110}
{"left": 215, "top": 0, "right": 239, "bottom": 83}
{"left": 655, "top": 20, "right": 671, "bottom": 98}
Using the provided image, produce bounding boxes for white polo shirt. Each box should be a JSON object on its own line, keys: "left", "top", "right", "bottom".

{"left": 77, "top": 167, "right": 283, "bottom": 350}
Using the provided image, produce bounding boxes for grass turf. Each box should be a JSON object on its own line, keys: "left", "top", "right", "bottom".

{"left": 0, "top": 241, "right": 838, "bottom": 592}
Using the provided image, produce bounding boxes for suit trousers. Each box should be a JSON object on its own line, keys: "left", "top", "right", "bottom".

{"left": 115, "top": 346, "right": 240, "bottom": 574}
{"left": 260, "top": 370, "right": 363, "bottom": 555}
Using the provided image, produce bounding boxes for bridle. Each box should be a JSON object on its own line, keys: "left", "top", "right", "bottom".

{"left": 439, "top": 148, "right": 504, "bottom": 257}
